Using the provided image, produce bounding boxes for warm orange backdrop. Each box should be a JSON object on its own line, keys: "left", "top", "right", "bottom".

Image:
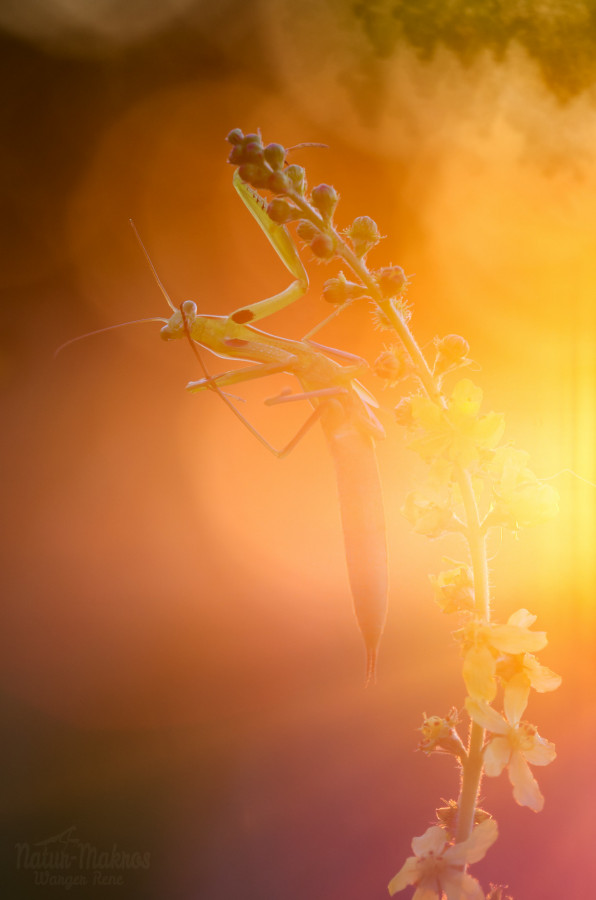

{"left": 1, "top": 6, "right": 595, "bottom": 899}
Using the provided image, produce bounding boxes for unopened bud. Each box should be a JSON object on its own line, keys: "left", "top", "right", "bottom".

{"left": 322, "top": 273, "right": 367, "bottom": 305}
{"left": 264, "top": 143, "right": 286, "bottom": 170}
{"left": 296, "top": 220, "right": 319, "bottom": 242}
{"left": 373, "top": 348, "right": 407, "bottom": 384}
{"left": 267, "top": 171, "right": 291, "bottom": 195}
{"left": 237, "top": 163, "right": 270, "bottom": 189}
{"left": 345, "top": 215, "right": 380, "bottom": 257}
{"left": 243, "top": 141, "right": 264, "bottom": 165}
{"left": 375, "top": 265, "right": 408, "bottom": 299}
{"left": 226, "top": 128, "right": 244, "bottom": 145}
{"left": 436, "top": 334, "right": 470, "bottom": 362}
{"left": 310, "top": 233, "right": 335, "bottom": 259}
{"left": 285, "top": 164, "right": 306, "bottom": 194}
{"left": 434, "top": 334, "right": 470, "bottom": 377}
{"left": 267, "top": 198, "right": 296, "bottom": 224}
{"left": 419, "top": 709, "right": 465, "bottom": 758}
{"left": 311, "top": 183, "right": 338, "bottom": 220}
{"left": 227, "top": 143, "right": 245, "bottom": 165}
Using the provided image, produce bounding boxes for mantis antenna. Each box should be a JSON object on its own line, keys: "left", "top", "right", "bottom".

{"left": 54, "top": 218, "right": 177, "bottom": 359}
{"left": 53, "top": 317, "right": 168, "bottom": 358}
{"left": 128, "top": 219, "right": 177, "bottom": 312}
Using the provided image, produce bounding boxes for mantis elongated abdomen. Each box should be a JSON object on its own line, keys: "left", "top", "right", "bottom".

{"left": 321, "top": 413, "right": 388, "bottom": 683}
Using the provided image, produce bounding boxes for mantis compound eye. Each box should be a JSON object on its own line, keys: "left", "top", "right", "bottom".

{"left": 181, "top": 300, "right": 197, "bottom": 319}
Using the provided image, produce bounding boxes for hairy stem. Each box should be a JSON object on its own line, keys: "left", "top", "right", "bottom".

{"left": 323, "top": 218, "right": 491, "bottom": 846}
{"left": 455, "top": 467, "right": 490, "bottom": 844}
{"left": 456, "top": 721, "right": 485, "bottom": 843}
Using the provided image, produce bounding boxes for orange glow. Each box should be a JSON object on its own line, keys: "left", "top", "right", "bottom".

{"left": 3, "top": 21, "right": 596, "bottom": 900}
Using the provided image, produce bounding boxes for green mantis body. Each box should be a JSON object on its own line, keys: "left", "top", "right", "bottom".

{"left": 60, "top": 164, "right": 390, "bottom": 679}
{"left": 161, "top": 303, "right": 389, "bottom": 682}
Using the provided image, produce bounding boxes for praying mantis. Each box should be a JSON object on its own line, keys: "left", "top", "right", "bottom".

{"left": 61, "top": 158, "right": 390, "bottom": 681}
{"left": 158, "top": 166, "right": 389, "bottom": 682}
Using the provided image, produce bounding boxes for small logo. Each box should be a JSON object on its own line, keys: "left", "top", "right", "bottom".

{"left": 15, "top": 826, "right": 151, "bottom": 889}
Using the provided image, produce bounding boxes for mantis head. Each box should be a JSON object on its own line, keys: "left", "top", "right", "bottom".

{"left": 160, "top": 300, "right": 198, "bottom": 342}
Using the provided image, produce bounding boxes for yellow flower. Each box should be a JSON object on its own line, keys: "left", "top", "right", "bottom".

{"left": 408, "top": 379, "right": 505, "bottom": 467}
{"left": 402, "top": 489, "right": 457, "bottom": 538}
{"left": 488, "top": 446, "right": 559, "bottom": 528}
{"left": 466, "top": 697, "right": 556, "bottom": 812}
{"left": 430, "top": 563, "right": 475, "bottom": 613}
{"left": 497, "top": 651, "right": 561, "bottom": 716}
{"left": 458, "top": 609, "right": 547, "bottom": 702}
{"left": 388, "top": 818, "right": 498, "bottom": 899}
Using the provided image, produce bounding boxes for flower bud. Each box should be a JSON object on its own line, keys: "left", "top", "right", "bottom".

{"left": 322, "top": 273, "right": 367, "bottom": 305}
{"left": 437, "top": 333, "right": 470, "bottom": 361}
{"left": 296, "top": 220, "right": 318, "bottom": 242}
{"left": 434, "top": 334, "right": 470, "bottom": 377}
{"left": 264, "top": 142, "right": 286, "bottom": 170}
{"left": 310, "top": 233, "right": 335, "bottom": 259}
{"left": 419, "top": 709, "right": 465, "bottom": 758}
{"left": 373, "top": 347, "right": 407, "bottom": 384}
{"left": 237, "top": 164, "right": 270, "bottom": 189}
{"left": 267, "top": 171, "right": 291, "bottom": 195}
{"left": 242, "top": 140, "right": 264, "bottom": 165}
{"left": 226, "top": 128, "right": 244, "bottom": 145}
{"left": 227, "top": 143, "right": 245, "bottom": 165}
{"left": 345, "top": 215, "right": 381, "bottom": 257}
{"left": 375, "top": 265, "right": 408, "bottom": 299}
{"left": 267, "top": 198, "right": 296, "bottom": 225}
{"left": 311, "top": 183, "right": 338, "bottom": 220}
{"left": 285, "top": 164, "right": 306, "bottom": 194}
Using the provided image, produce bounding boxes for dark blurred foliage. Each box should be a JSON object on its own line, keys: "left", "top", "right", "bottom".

{"left": 353, "top": 0, "right": 596, "bottom": 99}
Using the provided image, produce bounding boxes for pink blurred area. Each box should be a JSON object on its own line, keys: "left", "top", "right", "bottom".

{"left": 1, "top": 4, "right": 595, "bottom": 899}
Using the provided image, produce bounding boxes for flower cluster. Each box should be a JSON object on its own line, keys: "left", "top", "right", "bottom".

{"left": 225, "top": 130, "right": 562, "bottom": 900}
{"left": 387, "top": 318, "right": 560, "bottom": 893}
{"left": 400, "top": 379, "right": 559, "bottom": 536}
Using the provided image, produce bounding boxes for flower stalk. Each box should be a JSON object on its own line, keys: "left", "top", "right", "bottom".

{"left": 225, "top": 128, "right": 561, "bottom": 899}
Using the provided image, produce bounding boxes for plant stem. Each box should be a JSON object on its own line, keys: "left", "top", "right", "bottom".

{"left": 380, "top": 295, "right": 491, "bottom": 846}
{"left": 455, "top": 466, "right": 491, "bottom": 845}
{"left": 456, "top": 721, "right": 485, "bottom": 843}
{"left": 326, "top": 220, "right": 492, "bottom": 846}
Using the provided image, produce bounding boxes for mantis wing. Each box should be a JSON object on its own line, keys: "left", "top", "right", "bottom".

{"left": 323, "top": 419, "right": 388, "bottom": 684}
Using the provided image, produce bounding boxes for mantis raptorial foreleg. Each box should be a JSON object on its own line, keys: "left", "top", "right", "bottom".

{"left": 227, "top": 171, "right": 309, "bottom": 327}
{"left": 227, "top": 172, "right": 364, "bottom": 342}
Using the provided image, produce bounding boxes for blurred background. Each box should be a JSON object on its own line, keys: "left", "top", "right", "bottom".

{"left": 1, "top": 1, "right": 595, "bottom": 897}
